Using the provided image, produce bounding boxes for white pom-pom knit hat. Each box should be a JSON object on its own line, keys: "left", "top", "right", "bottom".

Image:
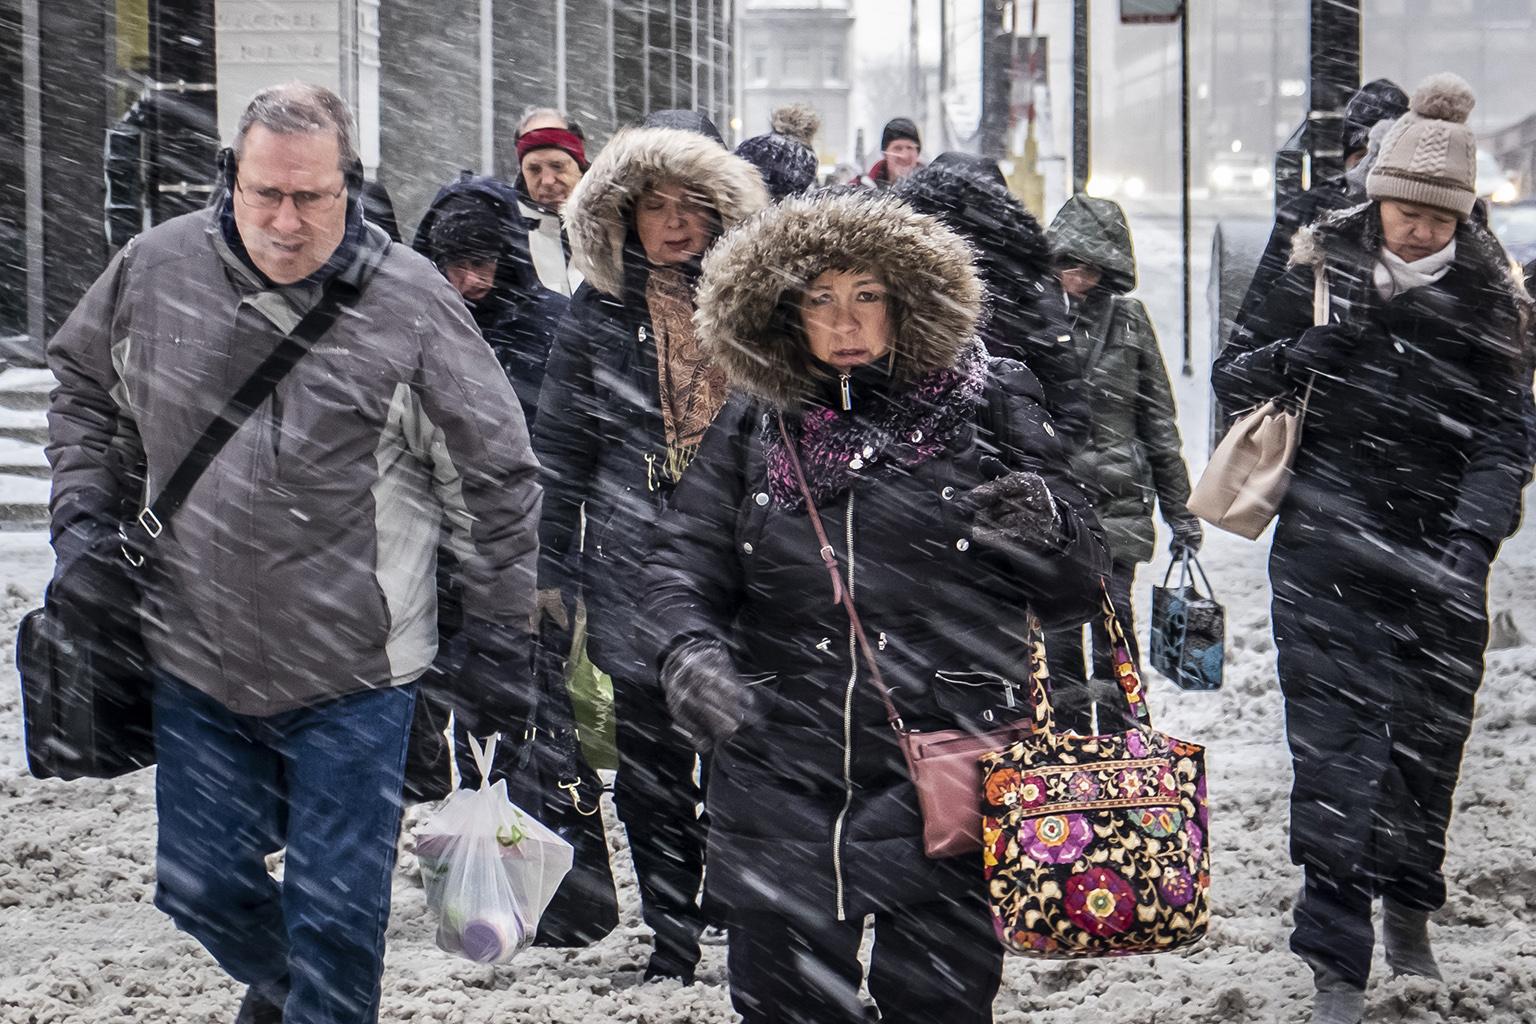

{"left": 1366, "top": 72, "right": 1479, "bottom": 218}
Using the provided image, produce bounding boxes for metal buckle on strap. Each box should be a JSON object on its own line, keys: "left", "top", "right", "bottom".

{"left": 558, "top": 778, "right": 601, "bottom": 817}
{"left": 137, "top": 507, "right": 164, "bottom": 539}
{"left": 121, "top": 545, "right": 144, "bottom": 568}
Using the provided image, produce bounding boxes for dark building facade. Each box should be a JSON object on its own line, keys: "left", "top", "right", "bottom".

{"left": 0, "top": 0, "right": 734, "bottom": 362}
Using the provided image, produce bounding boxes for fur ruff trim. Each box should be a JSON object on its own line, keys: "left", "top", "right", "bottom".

{"left": 563, "top": 127, "right": 769, "bottom": 298}
{"left": 694, "top": 189, "right": 984, "bottom": 410}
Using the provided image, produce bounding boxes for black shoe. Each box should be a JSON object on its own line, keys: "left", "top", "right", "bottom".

{"left": 642, "top": 954, "right": 696, "bottom": 986}
{"left": 234, "top": 986, "right": 284, "bottom": 1024}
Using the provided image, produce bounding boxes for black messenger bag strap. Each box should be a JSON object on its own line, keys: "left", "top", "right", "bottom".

{"left": 123, "top": 279, "right": 360, "bottom": 558}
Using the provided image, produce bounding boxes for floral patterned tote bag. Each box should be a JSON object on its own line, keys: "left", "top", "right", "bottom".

{"left": 981, "top": 593, "right": 1210, "bottom": 957}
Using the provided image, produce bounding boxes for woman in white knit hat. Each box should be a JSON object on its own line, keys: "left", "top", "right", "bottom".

{"left": 1214, "top": 73, "right": 1534, "bottom": 1024}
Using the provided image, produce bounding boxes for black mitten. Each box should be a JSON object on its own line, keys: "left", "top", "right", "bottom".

{"left": 660, "top": 640, "right": 760, "bottom": 751}
{"left": 1168, "top": 517, "right": 1204, "bottom": 557}
{"left": 960, "top": 471, "right": 1063, "bottom": 550}
{"left": 1286, "top": 323, "right": 1361, "bottom": 377}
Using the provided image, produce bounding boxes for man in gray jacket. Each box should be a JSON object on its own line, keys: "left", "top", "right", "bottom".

{"left": 45, "top": 83, "right": 541, "bottom": 1024}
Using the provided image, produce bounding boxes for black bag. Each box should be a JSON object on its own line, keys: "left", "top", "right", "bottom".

{"left": 17, "top": 282, "right": 359, "bottom": 781}
{"left": 1150, "top": 554, "right": 1225, "bottom": 691}
{"left": 467, "top": 622, "right": 620, "bottom": 947}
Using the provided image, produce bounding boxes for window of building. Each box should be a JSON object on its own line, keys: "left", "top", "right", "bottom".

{"left": 783, "top": 46, "right": 813, "bottom": 83}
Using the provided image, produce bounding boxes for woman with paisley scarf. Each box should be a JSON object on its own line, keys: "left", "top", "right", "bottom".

{"left": 642, "top": 189, "right": 1109, "bottom": 1023}
{"left": 532, "top": 112, "right": 767, "bottom": 983}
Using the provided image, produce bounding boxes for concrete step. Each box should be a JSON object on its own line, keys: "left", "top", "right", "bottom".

{"left": 0, "top": 407, "right": 48, "bottom": 446}
{"left": 0, "top": 367, "right": 54, "bottom": 412}
{"left": 0, "top": 438, "right": 49, "bottom": 479}
{"left": 0, "top": 473, "right": 49, "bottom": 527}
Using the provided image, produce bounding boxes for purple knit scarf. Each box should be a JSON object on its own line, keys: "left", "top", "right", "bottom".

{"left": 765, "top": 339, "right": 990, "bottom": 509}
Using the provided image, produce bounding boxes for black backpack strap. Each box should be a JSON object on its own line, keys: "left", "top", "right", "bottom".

{"left": 122, "top": 279, "right": 362, "bottom": 560}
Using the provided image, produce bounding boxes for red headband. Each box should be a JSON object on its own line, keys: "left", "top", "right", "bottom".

{"left": 516, "top": 127, "right": 587, "bottom": 170}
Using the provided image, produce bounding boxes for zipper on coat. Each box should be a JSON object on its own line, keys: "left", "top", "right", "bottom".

{"left": 839, "top": 374, "right": 852, "bottom": 411}
{"left": 832, "top": 492, "right": 857, "bottom": 922}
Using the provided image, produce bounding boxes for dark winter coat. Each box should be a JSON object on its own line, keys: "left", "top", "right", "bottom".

{"left": 1214, "top": 202, "right": 1532, "bottom": 564}
{"left": 47, "top": 206, "right": 541, "bottom": 716}
{"left": 1214, "top": 201, "right": 1532, "bottom": 891}
{"left": 533, "top": 127, "right": 768, "bottom": 677}
{"left": 1049, "top": 195, "right": 1197, "bottom": 565}
{"left": 897, "top": 162, "right": 1093, "bottom": 453}
{"left": 413, "top": 174, "right": 571, "bottom": 427}
{"left": 644, "top": 191, "right": 1109, "bottom": 919}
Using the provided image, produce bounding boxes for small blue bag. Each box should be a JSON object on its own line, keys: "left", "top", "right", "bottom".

{"left": 1150, "top": 555, "right": 1224, "bottom": 691}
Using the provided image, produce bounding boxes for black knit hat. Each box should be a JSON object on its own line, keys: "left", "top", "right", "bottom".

{"left": 1344, "top": 79, "right": 1409, "bottom": 155}
{"left": 642, "top": 109, "right": 725, "bottom": 146}
{"left": 429, "top": 198, "right": 502, "bottom": 265}
{"left": 880, "top": 117, "right": 921, "bottom": 152}
{"left": 735, "top": 105, "right": 821, "bottom": 201}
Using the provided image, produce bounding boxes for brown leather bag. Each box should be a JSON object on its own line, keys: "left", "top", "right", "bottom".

{"left": 777, "top": 415, "right": 1033, "bottom": 859}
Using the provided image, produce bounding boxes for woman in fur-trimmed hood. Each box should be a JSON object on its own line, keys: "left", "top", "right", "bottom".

{"left": 1213, "top": 73, "right": 1535, "bottom": 1024}
{"left": 643, "top": 189, "right": 1108, "bottom": 1023}
{"left": 532, "top": 117, "right": 767, "bottom": 984}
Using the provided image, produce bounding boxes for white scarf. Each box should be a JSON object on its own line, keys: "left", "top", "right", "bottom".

{"left": 518, "top": 198, "right": 583, "bottom": 297}
{"left": 1373, "top": 241, "right": 1456, "bottom": 301}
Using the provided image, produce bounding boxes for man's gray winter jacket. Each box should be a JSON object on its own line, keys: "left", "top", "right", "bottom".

{"left": 46, "top": 207, "right": 542, "bottom": 715}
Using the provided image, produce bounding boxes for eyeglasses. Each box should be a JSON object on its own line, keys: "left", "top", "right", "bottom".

{"left": 235, "top": 177, "right": 346, "bottom": 214}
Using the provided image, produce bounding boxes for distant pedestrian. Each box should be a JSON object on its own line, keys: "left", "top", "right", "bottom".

{"left": 1225, "top": 79, "right": 1409, "bottom": 377}
{"left": 736, "top": 104, "right": 821, "bottom": 201}
{"left": 46, "top": 82, "right": 541, "bottom": 1024}
{"left": 1044, "top": 194, "right": 1201, "bottom": 733}
{"left": 1214, "top": 73, "right": 1534, "bottom": 1024}
{"left": 851, "top": 116, "right": 923, "bottom": 187}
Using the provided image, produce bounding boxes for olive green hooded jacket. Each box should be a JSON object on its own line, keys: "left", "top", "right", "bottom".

{"left": 1048, "top": 195, "right": 1197, "bottom": 565}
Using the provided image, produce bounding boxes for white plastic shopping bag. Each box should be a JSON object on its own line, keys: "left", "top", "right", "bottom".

{"left": 414, "top": 732, "right": 574, "bottom": 963}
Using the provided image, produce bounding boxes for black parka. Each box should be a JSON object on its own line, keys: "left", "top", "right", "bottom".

{"left": 532, "top": 126, "right": 768, "bottom": 676}
{"left": 642, "top": 191, "right": 1109, "bottom": 919}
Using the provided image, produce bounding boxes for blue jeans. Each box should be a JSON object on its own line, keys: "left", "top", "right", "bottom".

{"left": 152, "top": 673, "right": 415, "bottom": 1024}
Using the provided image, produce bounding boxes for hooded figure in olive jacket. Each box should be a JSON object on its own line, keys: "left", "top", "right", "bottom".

{"left": 1044, "top": 194, "right": 1201, "bottom": 731}
{"left": 1213, "top": 74, "right": 1534, "bottom": 1024}
{"left": 532, "top": 117, "right": 767, "bottom": 983}
{"left": 643, "top": 190, "right": 1108, "bottom": 1024}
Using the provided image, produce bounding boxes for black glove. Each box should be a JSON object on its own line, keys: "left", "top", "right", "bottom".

{"left": 47, "top": 519, "right": 140, "bottom": 637}
{"left": 1285, "top": 323, "right": 1360, "bottom": 378}
{"left": 960, "top": 471, "right": 1063, "bottom": 551}
{"left": 1168, "top": 517, "right": 1203, "bottom": 557}
{"left": 659, "top": 640, "right": 760, "bottom": 751}
{"left": 446, "top": 616, "right": 535, "bottom": 737}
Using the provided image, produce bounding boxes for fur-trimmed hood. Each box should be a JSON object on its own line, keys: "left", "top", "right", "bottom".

{"left": 694, "top": 189, "right": 983, "bottom": 410}
{"left": 563, "top": 126, "right": 769, "bottom": 299}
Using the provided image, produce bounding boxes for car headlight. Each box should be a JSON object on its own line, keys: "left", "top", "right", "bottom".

{"left": 1211, "top": 165, "right": 1234, "bottom": 189}
{"left": 1491, "top": 181, "right": 1519, "bottom": 204}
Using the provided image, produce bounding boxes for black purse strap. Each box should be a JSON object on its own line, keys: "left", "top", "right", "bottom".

{"left": 122, "top": 278, "right": 361, "bottom": 560}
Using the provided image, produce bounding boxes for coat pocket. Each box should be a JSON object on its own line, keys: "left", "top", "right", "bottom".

{"left": 932, "top": 669, "right": 1025, "bottom": 727}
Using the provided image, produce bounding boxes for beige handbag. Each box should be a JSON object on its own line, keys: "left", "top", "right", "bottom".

{"left": 1188, "top": 266, "right": 1326, "bottom": 539}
